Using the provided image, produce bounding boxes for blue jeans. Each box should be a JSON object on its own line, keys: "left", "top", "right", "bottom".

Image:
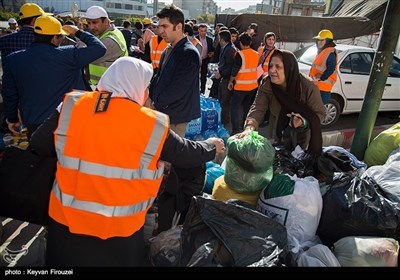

{"left": 320, "top": 91, "right": 331, "bottom": 104}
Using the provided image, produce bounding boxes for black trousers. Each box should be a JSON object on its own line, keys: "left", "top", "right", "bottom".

{"left": 200, "top": 57, "right": 210, "bottom": 93}
{"left": 209, "top": 77, "right": 220, "bottom": 99}
{"left": 26, "top": 124, "right": 41, "bottom": 140}
{"left": 46, "top": 218, "right": 145, "bottom": 267}
{"left": 157, "top": 165, "right": 205, "bottom": 234}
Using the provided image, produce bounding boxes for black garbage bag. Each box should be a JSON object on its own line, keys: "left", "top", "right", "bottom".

{"left": 148, "top": 226, "right": 183, "bottom": 267}
{"left": 317, "top": 172, "right": 400, "bottom": 247}
{"left": 315, "top": 148, "right": 362, "bottom": 184}
{"left": 180, "top": 196, "right": 288, "bottom": 267}
{"left": 273, "top": 147, "right": 314, "bottom": 178}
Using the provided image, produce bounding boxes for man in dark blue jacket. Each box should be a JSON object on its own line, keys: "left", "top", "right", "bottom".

{"left": 0, "top": 3, "right": 51, "bottom": 68}
{"left": 213, "top": 30, "right": 237, "bottom": 133}
{"left": 2, "top": 15, "right": 106, "bottom": 138}
{"left": 148, "top": 5, "right": 203, "bottom": 234}
{"left": 149, "top": 4, "right": 200, "bottom": 138}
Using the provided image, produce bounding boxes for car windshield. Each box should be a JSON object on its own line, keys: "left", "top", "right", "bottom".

{"left": 298, "top": 46, "right": 342, "bottom": 65}
{"left": 298, "top": 46, "right": 317, "bottom": 65}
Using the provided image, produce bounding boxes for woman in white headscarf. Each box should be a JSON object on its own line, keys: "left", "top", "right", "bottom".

{"left": 30, "top": 57, "right": 225, "bottom": 267}
{"left": 97, "top": 56, "right": 153, "bottom": 106}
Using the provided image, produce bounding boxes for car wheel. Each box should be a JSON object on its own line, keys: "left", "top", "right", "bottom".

{"left": 322, "top": 99, "right": 340, "bottom": 127}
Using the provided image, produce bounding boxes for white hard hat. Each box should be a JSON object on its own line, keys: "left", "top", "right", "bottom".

{"left": 8, "top": 18, "right": 17, "bottom": 24}
{"left": 84, "top": 6, "right": 109, "bottom": 19}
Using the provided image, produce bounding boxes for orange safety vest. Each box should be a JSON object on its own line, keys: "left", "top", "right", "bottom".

{"left": 234, "top": 48, "right": 259, "bottom": 91}
{"left": 149, "top": 35, "right": 168, "bottom": 69}
{"left": 257, "top": 47, "right": 275, "bottom": 74}
{"left": 48, "top": 90, "right": 169, "bottom": 240}
{"left": 190, "top": 36, "right": 203, "bottom": 58}
{"left": 191, "top": 36, "right": 202, "bottom": 48}
{"left": 309, "top": 47, "right": 338, "bottom": 92}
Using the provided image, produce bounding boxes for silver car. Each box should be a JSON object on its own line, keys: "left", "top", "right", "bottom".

{"left": 297, "top": 44, "right": 400, "bottom": 126}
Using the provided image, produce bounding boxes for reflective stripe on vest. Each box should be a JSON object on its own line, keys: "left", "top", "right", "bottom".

{"left": 257, "top": 47, "right": 275, "bottom": 74}
{"left": 234, "top": 48, "right": 259, "bottom": 91}
{"left": 191, "top": 37, "right": 202, "bottom": 48}
{"left": 190, "top": 37, "right": 203, "bottom": 59}
{"left": 262, "top": 49, "right": 275, "bottom": 73}
{"left": 49, "top": 90, "right": 169, "bottom": 239}
{"left": 309, "top": 47, "right": 338, "bottom": 92}
{"left": 150, "top": 36, "right": 168, "bottom": 69}
{"left": 89, "top": 28, "right": 128, "bottom": 85}
{"left": 52, "top": 182, "right": 155, "bottom": 218}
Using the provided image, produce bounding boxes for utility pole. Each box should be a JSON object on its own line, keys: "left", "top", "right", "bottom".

{"left": 350, "top": 0, "right": 400, "bottom": 160}
{"left": 153, "top": 0, "right": 158, "bottom": 16}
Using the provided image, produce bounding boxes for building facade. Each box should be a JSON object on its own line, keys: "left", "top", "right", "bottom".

{"left": 10, "top": 0, "right": 147, "bottom": 17}
{"left": 173, "top": 0, "right": 217, "bottom": 19}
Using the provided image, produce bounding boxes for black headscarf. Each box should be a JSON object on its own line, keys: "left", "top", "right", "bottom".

{"left": 269, "top": 49, "right": 322, "bottom": 159}
{"left": 317, "top": 39, "right": 336, "bottom": 54}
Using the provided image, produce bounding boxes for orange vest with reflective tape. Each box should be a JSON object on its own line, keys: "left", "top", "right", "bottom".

{"left": 150, "top": 36, "right": 168, "bottom": 69}
{"left": 48, "top": 90, "right": 169, "bottom": 240}
{"left": 190, "top": 36, "right": 203, "bottom": 59}
{"left": 257, "top": 47, "right": 275, "bottom": 74}
{"left": 234, "top": 48, "right": 259, "bottom": 91}
{"left": 309, "top": 47, "right": 338, "bottom": 92}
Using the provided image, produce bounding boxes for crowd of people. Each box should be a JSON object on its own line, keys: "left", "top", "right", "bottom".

{"left": 0, "top": 2, "right": 339, "bottom": 266}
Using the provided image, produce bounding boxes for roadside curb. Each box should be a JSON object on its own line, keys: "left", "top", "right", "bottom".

{"left": 322, "top": 124, "right": 393, "bottom": 149}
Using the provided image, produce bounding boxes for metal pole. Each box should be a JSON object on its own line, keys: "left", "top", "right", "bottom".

{"left": 350, "top": 0, "right": 400, "bottom": 160}
{"left": 153, "top": 0, "right": 158, "bottom": 16}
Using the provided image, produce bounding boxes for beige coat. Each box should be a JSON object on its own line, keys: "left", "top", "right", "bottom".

{"left": 245, "top": 73, "right": 326, "bottom": 147}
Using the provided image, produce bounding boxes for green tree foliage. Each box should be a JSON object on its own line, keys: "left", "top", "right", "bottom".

{"left": 0, "top": 10, "right": 19, "bottom": 21}
{"left": 196, "top": 14, "right": 215, "bottom": 24}
{"left": 112, "top": 16, "right": 150, "bottom": 27}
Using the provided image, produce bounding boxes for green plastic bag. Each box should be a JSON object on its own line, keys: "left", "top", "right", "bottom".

{"left": 227, "top": 131, "right": 275, "bottom": 173}
{"left": 364, "top": 122, "right": 400, "bottom": 166}
{"left": 225, "top": 132, "right": 275, "bottom": 193}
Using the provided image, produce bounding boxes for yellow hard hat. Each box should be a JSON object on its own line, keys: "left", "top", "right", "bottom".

{"left": 34, "top": 15, "right": 68, "bottom": 35}
{"left": 143, "top": 17, "right": 152, "bottom": 25}
{"left": 19, "top": 3, "right": 52, "bottom": 19}
{"left": 313, "top": 29, "right": 333, "bottom": 40}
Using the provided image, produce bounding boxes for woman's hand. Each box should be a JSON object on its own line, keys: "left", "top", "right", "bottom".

{"left": 286, "top": 112, "right": 304, "bottom": 128}
{"left": 234, "top": 126, "right": 253, "bottom": 139}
